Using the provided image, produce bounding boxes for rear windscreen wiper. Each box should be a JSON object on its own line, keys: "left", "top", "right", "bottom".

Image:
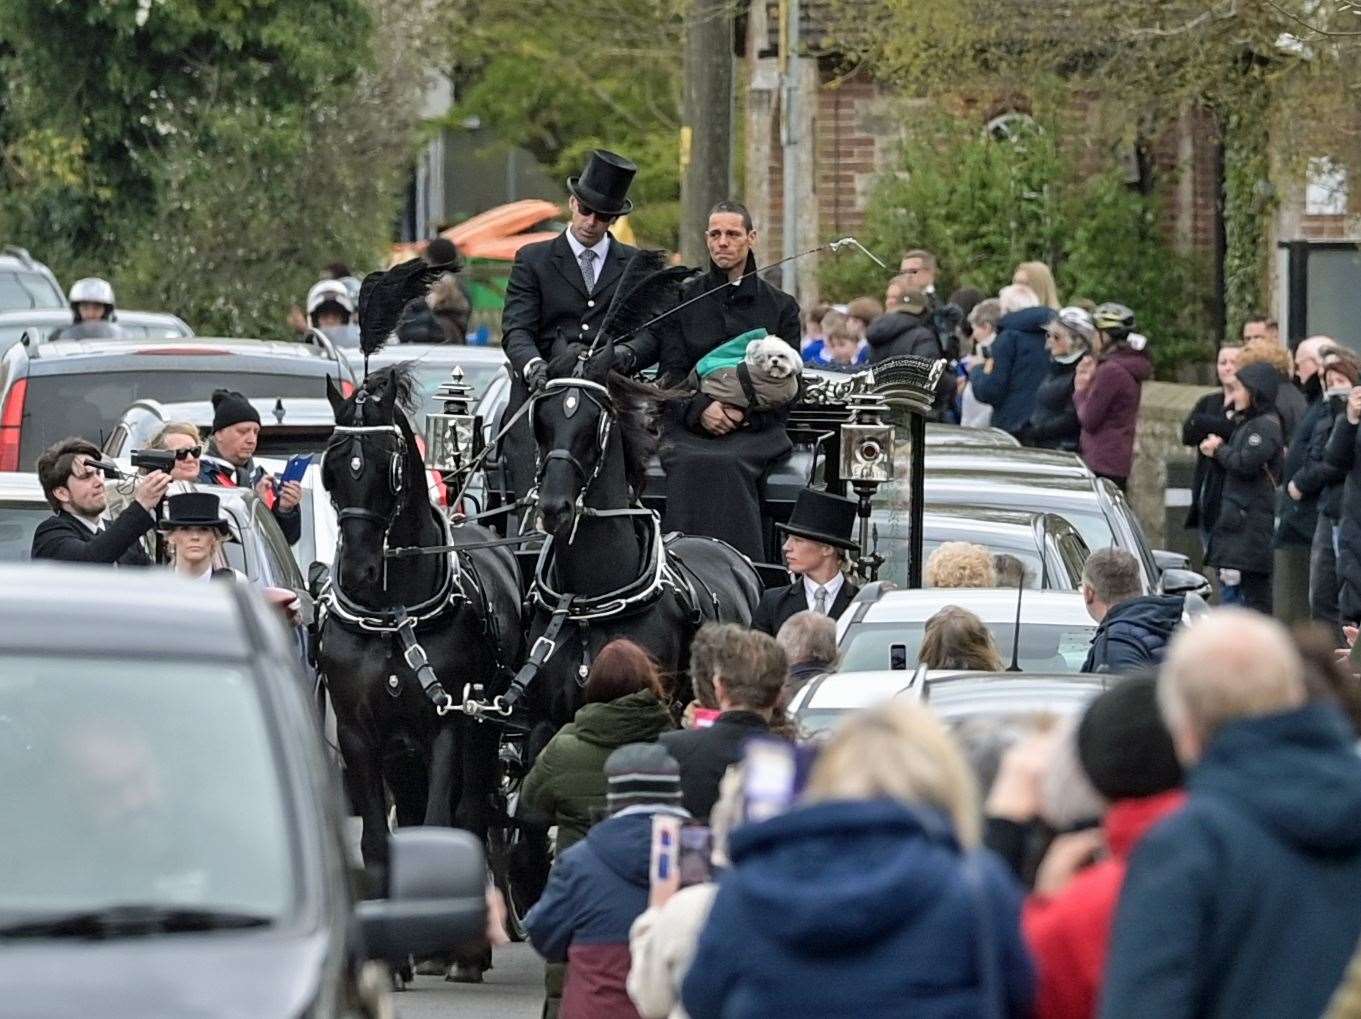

{"left": 0, "top": 904, "right": 271, "bottom": 939}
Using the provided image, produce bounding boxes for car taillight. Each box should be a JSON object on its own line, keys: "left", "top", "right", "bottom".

{"left": 0, "top": 378, "right": 28, "bottom": 472}
{"left": 341, "top": 380, "right": 356, "bottom": 397}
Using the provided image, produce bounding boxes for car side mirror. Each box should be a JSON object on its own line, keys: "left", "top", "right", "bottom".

{"left": 1152, "top": 548, "right": 1192, "bottom": 573}
{"left": 1160, "top": 567, "right": 1211, "bottom": 599}
{"left": 308, "top": 561, "right": 330, "bottom": 600}
{"left": 356, "top": 828, "right": 487, "bottom": 962}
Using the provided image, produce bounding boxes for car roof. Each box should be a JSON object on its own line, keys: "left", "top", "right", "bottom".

{"left": 0, "top": 471, "right": 43, "bottom": 499}
{"left": 134, "top": 397, "right": 336, "bottom": 427}
{"left": 357, "top": 344, "right": 508, "bottom": 366}
{"left": 29, "top": 336, "right": 334, "bottom": 361}
{"left": 922, "top": 425, "right": 1019, "bottom": 447}
{"left": 0, "top": 309, "right": 189, "bottom": 327}
{"left": 851, "top": 588, "right": 1092, "bottom": 626}
{"left": 796, "top": 669, "right": 1109, "bottom": 714}
{"left": 924, "top": 446, "right": 1092, "bottom": 477}
{"left": 0, "top": 562, "right": 255, "bottom": 658}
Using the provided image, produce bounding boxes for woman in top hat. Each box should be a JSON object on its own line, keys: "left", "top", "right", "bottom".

{"left": 752, "top": 488, "right": 861, "bottom": 635}
{"left": 499, "top": 149, "right": 661, "bottom": 508}
{"left": 160, "top": 491, "right": 239, "bottom": 582}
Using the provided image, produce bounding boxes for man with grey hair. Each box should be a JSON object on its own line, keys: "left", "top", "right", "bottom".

{"left": 1276, "top": 334, "right": 1339, "bottom": 623}
{"left": 1102, "top": 608, "right": 1361, "bottom": 1019}
{"left": 1080, "top": 547, "right": 1184, "bottom": 673}
{"left": 775, "top": 610, "right": 838, "bottom": 704}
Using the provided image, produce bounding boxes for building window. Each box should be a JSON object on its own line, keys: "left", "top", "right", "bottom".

{"left": 1306, "top": 157, "right": 1349, "bottom": 216}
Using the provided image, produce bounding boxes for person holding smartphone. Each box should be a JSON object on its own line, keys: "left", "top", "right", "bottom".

{"left": 198, "top": 389, "right": 302, "bottom": 545}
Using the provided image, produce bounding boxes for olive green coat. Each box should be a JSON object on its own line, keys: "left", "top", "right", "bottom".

{"left": 521, "top": 689, "right": 674, "bottom": 853}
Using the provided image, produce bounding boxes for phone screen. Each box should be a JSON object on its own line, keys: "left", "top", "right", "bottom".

{"left": 677, "top": 824, "right": 713, "bottom": 888}
{"left": 890, "top": 642, "right": 908, "bottom": 671}
{"left": 650, "top": 815, "right": 682, "bottom": 906}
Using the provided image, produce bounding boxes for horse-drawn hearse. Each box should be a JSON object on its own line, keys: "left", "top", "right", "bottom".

{"left": 309, "top": 252, "right": 945, "bottom": 963}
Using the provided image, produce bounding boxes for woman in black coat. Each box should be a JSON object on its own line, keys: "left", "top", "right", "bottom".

{"left": 1201, "top": 361, "right": 1284, "bottom": 615}
{"left": 1182, "top": 344, "right": 1241, "bottom": 553}
{"left": 1324, "top": 363, "right": 1361, "bottom": 626}
{"left": 1023, "top": 306, "right": 1093, "bottom": 452}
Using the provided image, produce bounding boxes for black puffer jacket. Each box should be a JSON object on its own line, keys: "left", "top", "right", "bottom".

{"left": 1276, "top": 391, "right": 1328, "bottom": 547}
{"left": 1298, "top": 395, "right": 1349, "bottom": 523}
{"left": 1181, "top": 389, "right": 1236, "bottom": 531}
{"left": 864, "top": 308, "right": 941, "bottom": 364}
{"left": 1023, "top": 358, "right": 1080, "bottom": 452}
{"left": 1206, "top": 363, "right": 1284, "bottom": 575}
{"left": 1325, "top": 402, "right": 1361, "bottom": 622}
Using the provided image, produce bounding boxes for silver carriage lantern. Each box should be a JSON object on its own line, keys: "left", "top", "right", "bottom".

{"left": 424, "top": 365, "right": 483, "bottom": 481}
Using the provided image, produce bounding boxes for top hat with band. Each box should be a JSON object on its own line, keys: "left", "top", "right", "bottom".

{"left": 777, "top": 488, "right": 860, "bottom": 552}
{"left": 567, "top": 150, "right": 637, "bottom": 217}
{"left": 159, "top": 491, "right": 231, "bottom": 534}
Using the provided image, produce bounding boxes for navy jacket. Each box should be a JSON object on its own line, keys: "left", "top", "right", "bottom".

{"left": 968, "top": 306, "right": 1055, "bottom": 435}
{"left": 1081, "top": 594, "right": 1184, "bottom": 674}
{"left": 1101, "top": 705, "right": 1361, "bottom": 1019}
{"left": 681, "top": 799, "right": 1034, "bottom": 1019}
{"left": 198, "top": 453, "right": 301, "bottom": 546}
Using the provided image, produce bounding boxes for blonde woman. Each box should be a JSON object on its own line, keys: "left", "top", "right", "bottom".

{"left": 920, "top": 605, "right": 1005, "bottom": 671}
{"left": 926, "top": 541, "right": 997, "bottom": 588}
{"left": 1013, "top": 261, "right": 1061, "bottom": 310}
{"left": 679, "top": 701, "right": 1035, "bottom": 1018}
{"left": 148, "top": 420, "right": 207, "bottom": 483}
{"left": 160, "top": 491, "right": 236, "bottom": 581}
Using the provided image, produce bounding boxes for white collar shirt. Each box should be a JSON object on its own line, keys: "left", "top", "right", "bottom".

{"left": 564, "top": 230, "right": 611, "bottom": 277}
{"left": 802, "top": 571, "right": 845, "bottom": 614}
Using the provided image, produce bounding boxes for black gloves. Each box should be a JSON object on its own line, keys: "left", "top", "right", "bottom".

{"left": 612, "top": 345, "right": 637, "bottom": 375}
{"left": 523, "top": 358, "right": 547, "bottom": 391}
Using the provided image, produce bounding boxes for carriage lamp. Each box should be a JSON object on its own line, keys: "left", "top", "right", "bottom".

{"left": 839, "top": 395, "right": 895, "bottom": 484}
{"left": 424, "top": 365, "right": 483, "bottom": 479}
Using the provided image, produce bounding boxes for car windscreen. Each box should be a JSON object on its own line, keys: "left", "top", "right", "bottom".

{"left": 0, "top": 656, "right": 294, "bottom": 923}
{"left": 839, "top": 620, "right": 1097, "bottom": 673}
{"left": 872, "top": 528, "right": 1045, "bottom": 589}
{"left": 19, "top": 370, "right": 330, "bottom": 470}
{"left": 400, "top": 360, "right": 506, "bottom": 431}
{"left": 0, "top": 272, "right": 64, "bottom": 311}
{"left": 0, "top": 501, "right": 48, "bottom": 561}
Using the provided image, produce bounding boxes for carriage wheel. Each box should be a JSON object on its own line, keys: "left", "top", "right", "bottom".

{"left": 486, "top": 741, "right": 534, "bottom": 942}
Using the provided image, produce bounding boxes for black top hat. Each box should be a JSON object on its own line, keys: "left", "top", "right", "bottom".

{"left": 567, "top": 149, "right": 637, "bottom": 217}
{"left": 777, "top": 489, "right": 860, "bottom": 552}
{"left": 160, "top": 492, "right": 231, "bottom": 534}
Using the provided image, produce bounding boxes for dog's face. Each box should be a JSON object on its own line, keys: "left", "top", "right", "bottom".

{"left": 746, "top": 337, "right": 801, "bottom": 379}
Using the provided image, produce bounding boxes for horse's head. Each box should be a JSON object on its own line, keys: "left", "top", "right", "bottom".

{"left": 323, "top": 368, "right": 419, "bottom": 601}
{"left": 532, "top": 344, "right": 616, "bottom": 539}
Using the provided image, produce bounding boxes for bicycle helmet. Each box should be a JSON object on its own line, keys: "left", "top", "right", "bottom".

{"left": 1092, "top": 302, "right": 1135, "bottom": 340}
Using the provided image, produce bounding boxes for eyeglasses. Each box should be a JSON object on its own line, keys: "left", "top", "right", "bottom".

{"left": 173, "top": 446, "right": 203, "bottom": 461}
{"left": 575, "top": 203, "right": 617, "bottom": 223}
{"left": 705, "top": 229, "right": 748, "bottom": 241}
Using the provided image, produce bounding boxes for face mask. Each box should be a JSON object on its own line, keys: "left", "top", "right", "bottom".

{"left": 1326, "top": 385, "right": 1352, "bottom": 401}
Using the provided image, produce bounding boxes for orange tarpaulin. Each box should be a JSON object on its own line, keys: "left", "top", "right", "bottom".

{"left": 447, "top": 200, "right": 562, "bottom": 249}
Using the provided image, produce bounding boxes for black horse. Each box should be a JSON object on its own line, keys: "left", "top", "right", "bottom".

{"left": 317, "top": 366, "right": 524, "bottom": 869}
{"left": 520, "top": 343, "right": 762, "bottom": 731}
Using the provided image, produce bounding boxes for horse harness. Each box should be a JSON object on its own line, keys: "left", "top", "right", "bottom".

{"left": 319, "top": 417, "right": 504, "bottom": 718}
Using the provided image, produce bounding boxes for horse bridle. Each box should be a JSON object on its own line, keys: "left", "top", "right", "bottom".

{"left": 323, "top": 422, "right": 408, "bottom": 538}
{"left": 531, "top": 377, "right": 616, "bottom": 540}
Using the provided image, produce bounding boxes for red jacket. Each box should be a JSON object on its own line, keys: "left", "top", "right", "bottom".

{"left": 1022, "top": 790, "right": 1186, "bottom": 1019}
{"left": 1073, "top": 345, "right": 1151, "bottom": 479}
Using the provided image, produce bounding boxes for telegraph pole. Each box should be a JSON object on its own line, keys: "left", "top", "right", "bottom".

{"left": 780, "top": 0, "right": 802, "bottom": 298}
{"left": 680, "top": 0, "right": 734, "bottom": 264}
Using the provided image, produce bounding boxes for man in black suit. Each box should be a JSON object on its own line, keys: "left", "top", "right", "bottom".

{"left": 499, "top": 149, "right": 659, "bottom": 502}
{"left": 31, "top": 437, "right": 169, "bottom": 565}
{"left": 752, "top": 488, "right": 861, "bottom": 635}
{"left": 661, "top": 627, "right": 787, "bottom": 821}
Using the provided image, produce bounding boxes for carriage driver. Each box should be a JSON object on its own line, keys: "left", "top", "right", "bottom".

{"left": 752, "top": 488, "right": 861, "bottom": 635}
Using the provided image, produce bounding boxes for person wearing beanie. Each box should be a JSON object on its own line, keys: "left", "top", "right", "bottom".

{"left": 1201, "top": 360, "right": 1285, "bottom": 614}
{"left": 526, "top": 743, "right": 690, "bottom": 1019}
{"left": 1022, "top": 675, "right": 1185, "bottom": 1019}
{"left": 199, "top": 389, "right": 302, "bottom": 545}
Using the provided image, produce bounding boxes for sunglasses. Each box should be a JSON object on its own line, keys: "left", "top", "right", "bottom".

{"left": 172, "top": 446, "right": 203, "bottom": 461}
{"left": 575, "top": 203, "right": 617, "bottom": 222}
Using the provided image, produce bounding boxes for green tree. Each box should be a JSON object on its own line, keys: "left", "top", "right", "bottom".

{"left": 820, "top": 114, "right": 1207, "bottom": 375}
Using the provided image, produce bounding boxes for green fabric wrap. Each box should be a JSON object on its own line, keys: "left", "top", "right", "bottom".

{"left": 695, "top": 328, "right": 768, "bottom": 377}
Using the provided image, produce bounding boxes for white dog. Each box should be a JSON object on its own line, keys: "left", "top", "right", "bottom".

{"left": 696, "top": 336, "right": 803, "bottom": 412}
{"left": 744, "top": 336, "right": 802, "bottom": 379}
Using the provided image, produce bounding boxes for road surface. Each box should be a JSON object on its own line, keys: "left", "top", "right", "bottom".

{"left": 395, "top": 943, "right": 544, "bottom": 1018}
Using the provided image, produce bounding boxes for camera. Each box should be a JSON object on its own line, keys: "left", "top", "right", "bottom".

{"left": 131, "top": 448, "right": 177, "bottom": 475}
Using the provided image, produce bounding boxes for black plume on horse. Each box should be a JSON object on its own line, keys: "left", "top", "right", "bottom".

{"left": 317, "top": 364, "right": 524, "bottom": 868}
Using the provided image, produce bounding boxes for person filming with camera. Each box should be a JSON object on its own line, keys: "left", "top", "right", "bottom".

{"left": 31, "top": 437, "right": 170, "bottom": 565}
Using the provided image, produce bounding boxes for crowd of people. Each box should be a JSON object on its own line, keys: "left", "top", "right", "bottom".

{"left": 511, "top": 607, "right": 1361, "bottom": 1019}
{"left": 800, "top": 252, "right": 1150, "bottom": 492}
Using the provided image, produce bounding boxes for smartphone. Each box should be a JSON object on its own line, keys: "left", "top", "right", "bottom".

{"left": 890, "top": 642, "right": 908, "bottom": 671}
{"left": 677, "top": 824, "right": 713, "bottom": 888}
{"left": 742, "top": 739, "right": 798, "bottom": 823}
{"left": 691, "top": 707, "right": 721, "bottom": 729}
{"left": 649, "top": 814, "right": 682, "bottom": 907}
{"left": 279, "top": 453, "right": 312, "bottom": 487}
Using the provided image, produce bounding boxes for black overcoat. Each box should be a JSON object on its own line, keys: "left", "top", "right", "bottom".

{"left": 30, "top": 505, "right": 154, "bottom": 566}
{"left": 656, "top": 254, "right": 800, "bottom": 562}
{"left": 1205, "top": 408, "right": 1283, "bottom": 575}
{"left": 751, "top": 578, "right": 858, "bottom": 636}
{"left": 498, "top": 232, "right": 656, "bottom": 500}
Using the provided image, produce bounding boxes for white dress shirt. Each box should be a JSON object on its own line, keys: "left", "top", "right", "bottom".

{"left": 564, "top": 229, "right": 611, "bottom": 286}
{"left": 802, "top": 571, "right": 846, "bottom": 614}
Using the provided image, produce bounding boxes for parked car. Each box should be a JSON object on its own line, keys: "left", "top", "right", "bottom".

{"left": 348, "top": 343, "right": 508, "bottom": 432}
{"left": 103, "top": 396, "right": 337, "bottom": 461}
{"left": 0, "top": 472, "right": 46, "bottom": 562}
{"left": 0, "top": 247, "right": 64, "bottom": 313}
{"left": 875, "top": 467, "right": 1207, "bottom": 597}
{"left": 0, "top": 337, "right": 358, "bottom": 472}
{"left": 835, "top": 587, "right": 1102, "bottom": 674}
{"left": 0, "top": 563, "right": 487, "bottom": 1016}
{"left": 789, "top": 668, "right": 1113, "bottom": 742}
{"left": 873, "top": 505, "right": 1090, "bottom": 590}
{"left": 0, "top": 308, "right": 194, "bottom": 356}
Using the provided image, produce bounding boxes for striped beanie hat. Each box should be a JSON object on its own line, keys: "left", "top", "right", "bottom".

{"left": 604, "top": 743, "right": 683, "bottom": 813}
